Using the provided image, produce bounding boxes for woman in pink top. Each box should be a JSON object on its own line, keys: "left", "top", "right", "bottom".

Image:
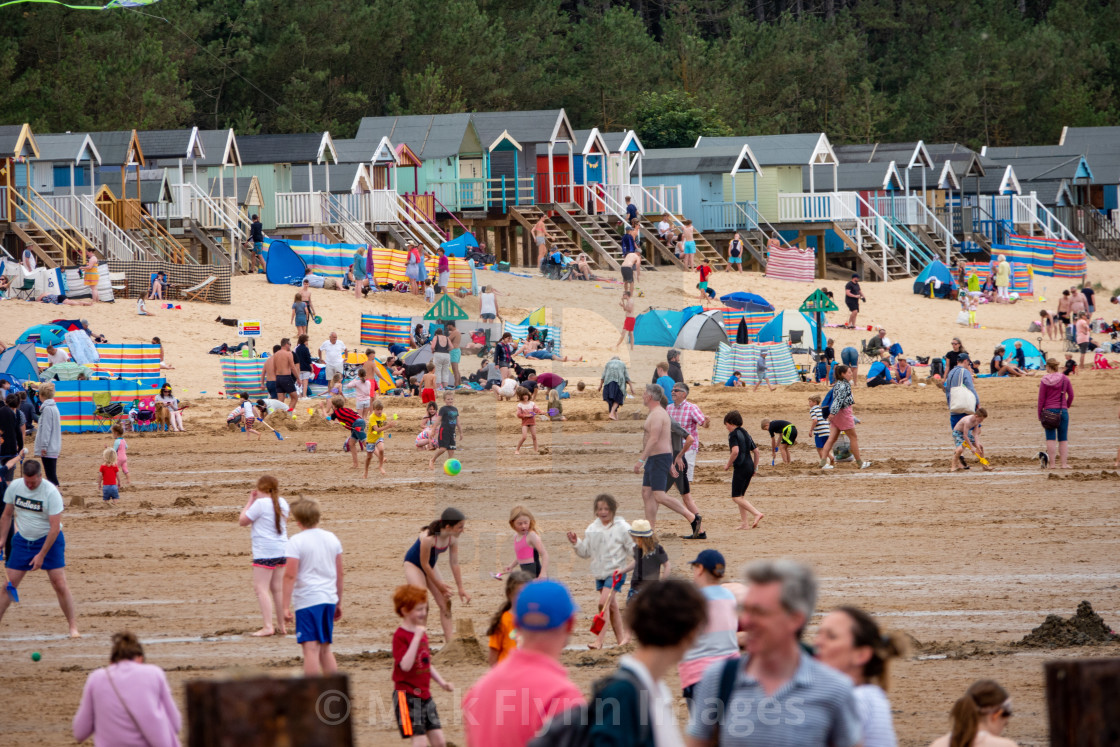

{"left": 73, "top": 631, "right": 182, "bottom": 747}
{"left": 1074, "top": 312, "right": 1094, "bottom": 367}
{"left": 1037, "top": 358, "right": 1074, "bottom": 469}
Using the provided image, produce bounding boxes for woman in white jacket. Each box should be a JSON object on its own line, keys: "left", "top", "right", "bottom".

{"left": 34, "top": 383, "right": 62, "bottom": 486}
{"left": 566, "top": 493, "right": 633, "bottom": 649}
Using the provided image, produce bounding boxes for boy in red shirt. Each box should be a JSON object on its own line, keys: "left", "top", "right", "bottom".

{"left": 697, "top": 262, "right": 713, "bottom": 300}
{"left": 97, "top": 447, "right": 120, "bottom": 505}
{"left": 323, "top": 395, "right": 365, "bottom": 468}
{"left": 392, "top": 585, "right": 453, "bottom": 746}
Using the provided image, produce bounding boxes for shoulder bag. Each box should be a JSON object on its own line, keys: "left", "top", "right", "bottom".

{"left": 948, "top": 372, "right": 977, "bottom": 414}
{"left": 105, "top": 665, "right": 158, "bottom": 747}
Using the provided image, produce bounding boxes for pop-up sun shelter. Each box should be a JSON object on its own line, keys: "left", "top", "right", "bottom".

{"left": 755, "top": 311, "right": 819, "bottom": 351}
{"left": 674, "top": 310, "right": 729, "bottom": 351}
{"left": 633, "top": 306, "right": 703, "bottom": 347}
{"left": 913, "top": 260, "right": 958, "bottom": 298}
{"left": 0, "top": 343, "right": 38, "bottom": 389}
{"left": 15, "top": 324, "right": 68, "bottom": 347}
{"left": 265, "top": 239, "right": 308, "bottom": 285}
{"left": 999, "top": 337, "right": 1046, "bottom": 369}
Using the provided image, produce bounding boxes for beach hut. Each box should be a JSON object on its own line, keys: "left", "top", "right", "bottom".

{"left": 354, "top": 114, "right": 485, "bottom": 212}
{"left": 639, "top": 144, "right": 763, "bottom": 232}
{"left": 237, "top": 131, "right": 338, "bottom": 229}
{"left": 755, "top": 311, "right": 818, "bottom": 350}
{"left": 913, "top": 260, "right": 957, "bottom": 297}
{"left": 29, "top": 132, "right": 102, "bottom": 196}
{"left": 602, "top": 130, "right": 645, "bottom": 191}
{"left": 471, "top": 110, "right": 577, "bottom": 205}
{"left": 674, "top": 310, "right": 729, "bottom": 351}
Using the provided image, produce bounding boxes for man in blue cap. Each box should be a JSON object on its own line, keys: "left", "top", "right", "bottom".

{"left": 461, "top": 580, "right": 584, "bottom": 747}
{"left": 679, "top": 549, "right": 739, "bottom": 708}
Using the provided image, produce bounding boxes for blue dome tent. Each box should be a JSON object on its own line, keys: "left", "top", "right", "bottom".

{"left": 755, "top": 311, "right": 819, "bottom": 351}
{"left": 999, "top": 337, "right": 1046, "bottom": 369}
{"left": 633, "top": 309, "right": 683, "bottom": 347}
{"left": 265, "top": 239, "right": 308, "bottom": 285}
{"left": 0, "top": 343, "right": 38, "bottom": 389}
{"left": 914, "top": 260, "right": 957, "bottom": 298}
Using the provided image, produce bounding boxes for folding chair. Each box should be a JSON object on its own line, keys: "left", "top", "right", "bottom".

{"left": 788, "top": 330, "right": 808, "bottom": 355}
{"left": 109, "top": 271, "right": 129, "bottom": 299}
{"left": 92, "top": 391, "right": 124, "bottom": 433}
{"left": 182, "top": 275, "right": 217, "bottom": 302}
{"left": 11, "top": 269, "right": 36, "bottom": 300}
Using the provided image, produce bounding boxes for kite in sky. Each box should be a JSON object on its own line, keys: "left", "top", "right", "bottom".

{"left": 0, "top": 0, "right": 160, "bottom": 9}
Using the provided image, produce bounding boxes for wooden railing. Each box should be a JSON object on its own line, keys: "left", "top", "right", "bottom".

{"left": 701, "top": 201, "right": 760, "bottom": 231}
{"left": 11, "top": 186, "right": 98, "bottom": 263}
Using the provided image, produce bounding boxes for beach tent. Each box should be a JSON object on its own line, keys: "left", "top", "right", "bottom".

{"left": 401, "top": 346, "right": 433, "bottom": 367}
{"left": 441, "top": 232, "right": 479, "bottom": 258}
{"left": 713, "top": 342, "right": 799, "bottom": 386}
{"left": 15, "top": 324, "right": 68, "bottom": 346}
{"left": 265, "top": 239, "right": 308, "bottom": 285}
{"left": 913, "top": 260, "right": 957, "bottom": 298}
{"left": 365, "top": 357, "right": 396, "bottom": 393}
{"left": 0, "top": 343, "right": 38, "bottom": 385}
{"left": 720, "top": 292, "right": 774, "bottom": 311}
{"left": 674, "top": 310, "right": 729, "bottom": 351}
{"left": 755, "top": 311, "right": 819, "bottom": 351}
{"left": 1000, "top": 337, "right": 1046, "bottom": 369}
{"left": 633, "top": 309, "right": 683, "bottom": 347}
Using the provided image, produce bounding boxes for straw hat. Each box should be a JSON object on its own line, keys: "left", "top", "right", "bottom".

{"left": 629, "top": 519, "right": 653, "bottom": 537}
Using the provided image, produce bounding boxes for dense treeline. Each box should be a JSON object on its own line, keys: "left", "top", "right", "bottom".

{"left": 1, "top": 0, "right": 1118, "bottom": 148}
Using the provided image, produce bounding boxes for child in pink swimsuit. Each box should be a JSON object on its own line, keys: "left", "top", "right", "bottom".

{"left": 501, "top": 506, "right": 548, "bottom": 578}
{"left": 110, "top": 423, "right": 131, "bottom": 486}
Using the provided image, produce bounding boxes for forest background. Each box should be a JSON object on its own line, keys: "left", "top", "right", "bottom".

{"left": 2, "top": 0, "right": 1118, "bottom": 149}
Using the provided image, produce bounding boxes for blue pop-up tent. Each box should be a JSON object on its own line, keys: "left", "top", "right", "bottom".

{"left": 0, "top": 343, "right": 38, "bottom": 389}
{"left": 913, "top": 260, "right": 958, "bottom": 298}
{"left": 441, "top": 233, "right": 479, "bottom": 258}
{"left": 15, "top": 324, "right": 68, "bottom": 346}
{"left": 999, "top": 337, "right": 1046, "bottom": 369}
{"left": 633, "top": 309, "right": 684, "bottom": 347}
{"left": 265, "top": 239, "right": 308, "bottom": 285}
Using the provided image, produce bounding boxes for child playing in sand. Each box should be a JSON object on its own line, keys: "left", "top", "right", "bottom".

{"left": 1064, "top": 353, "right": 1077, "bottom": 375}
{"left": 808, "top": 395, "right": 834, "bottom": 467}
{"left": 428, "top": 392, "right": 461, "bottom": 470}
{"left": 325, "top": 395, "right": 364, "bottom": 468}
{"left": 724, "top": 411, "right": 764, "bottom": 529}
{"left": 328, "top": 373, "right": 343, "bottom": 398}
{"left": 502, "top": 505, "right": 548, "bottom": 578}
{"left": 546, "top": 389, "right": 565, "bottom": 421}
{"left": 364, "top": 401, "right": 392, "bottom": 477}
{"left": 761, "top": 418, "right": 798, "bottom": 465}
{"left": 239, "top": 393, "right": 262, "bottom": 440}
{"left": 110, "top": 423, "right": 131, "bottom": 487}
{"left": 486, "top": 570, "right": 534, "bottom": 666}
{"left": 354, "top": 368, "right": 372, "bottom": 419}
{"left": 725, "top": 370, "right": 744, "bottom": 387}
{"left": 567, "top": 493, "right": 632, "bottom": 649}
{"left": 420, "top": 363, "right": 437, "bottom": 405}
{"left": 620, "top": 518, "right": 668, "bottom": 601}
{"left": 97, "top": 448, "right": 120, "bottom": 506}
{"left": 951, "top": 407, "right": 991, "bottom": 472}
{"left": 415, "top": 402, "right": 438, "bottom": 450}
{"left": 391, "top": 585, "right": 453, "bottom": 746}
{"left": 283, "top": 497, "right": 343, "bottom": 676}
{"left": 514, "top": 387, "right": 541, "bottom": 455}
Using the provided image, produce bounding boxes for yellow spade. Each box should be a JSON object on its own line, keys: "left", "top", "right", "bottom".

{"left": 964, "top": 441, "right": 990, "bottom": 466}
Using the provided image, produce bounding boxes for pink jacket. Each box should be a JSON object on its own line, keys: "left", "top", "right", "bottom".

{"left": 1037, "top": 372, "right": 1074, "bottom": 419}
{"left": 73, "top": 660, "right": 181, "bottom": 747}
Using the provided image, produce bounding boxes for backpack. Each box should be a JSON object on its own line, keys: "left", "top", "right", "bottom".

{"left": 820, "top": 385, "right": 835, "bottom": 412}
{"left": 527, "top": 667, "right": 653, "bottom": 747}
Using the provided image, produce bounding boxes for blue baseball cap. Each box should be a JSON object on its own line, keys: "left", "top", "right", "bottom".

{"left": 688, "top": 549, "right": 727, "bottom": 578}
{"left": 515, "top": 580, "right": 579, "bottom": 631}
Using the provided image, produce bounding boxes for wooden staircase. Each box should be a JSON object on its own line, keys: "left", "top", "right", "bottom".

{"left": 1059, "top": 205, "right": 1120, "bottom": 260}
{"left": 509, "top": 204, "right": 583, "bottom": 263}
{"left": 829, "top": 222, "right": 898, "bottom": 281}
{"left": 10, "top": 222, "right": 66, "bottom": 267}
{"left": 551, "top": 202, "right": 649, "bottom": 271}
{"left": 7, "top": 187, "right": 97, "bottom": 267}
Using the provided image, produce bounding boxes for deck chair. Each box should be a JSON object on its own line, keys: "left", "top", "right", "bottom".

{"left": 182, "top": 275, "right": 217, "bottom": 302}
{"left": 11, "top": 269, "right": 36, "bottom": 300}
{"left": 92, "top": 391, "right": 124, "bottom": 433}
{"left": 109, "top": 272, "right": 128, "bottom": 299}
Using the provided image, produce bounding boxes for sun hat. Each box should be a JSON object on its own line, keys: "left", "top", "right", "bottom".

{"left": 515, "top": 580, "right": 579, "bottom": 631}
{"left": 629, "top": 519, "right": 653, "bottom": 537}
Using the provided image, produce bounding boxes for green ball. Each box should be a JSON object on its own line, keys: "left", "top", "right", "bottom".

{"left": 31, "top": 651, "right": 41, "bottom": 661}
{"left": 443, "top": 458, "right": 462, "bottom": 476}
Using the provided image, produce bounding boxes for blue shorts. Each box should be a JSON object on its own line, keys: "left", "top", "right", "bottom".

{"left": 596, "top": 574, "right": 627, "bottom": 592}
{"left": 253, "top": 242, "right": 263, "bottom": 255}
{"left": 295, "top": 603, "right": 335, "bottom": 644}
{"left": 728, "top": 255, "right": 741, "bottom": 264}
{"left": 350, "top": 419, "right": 367, "bottom": 441}
{"left": 449, "top": 348, "right": 461, "bottom": 363}
{"left": 841, "top": 347, "right": 859, "bottom": 366}
{"left": 6, "top": 531, "right": 66, "bottom": 571}
{"left": 102, "top": 485, "right": 119, "bottom": 501}
{"left": 814, "top": 434, "right": 828, "bottom": 449}
{"left": 1043, "top": 408, "right": 1069, "bottom": 441}
{"left": 952, "top": 429, "right": 967, "bottom": 448}
{"left": 527, "top": 350, "right": 554, "bottom": 360}
{"left": 683, "top": 241, "right": 696, "bottom": 255}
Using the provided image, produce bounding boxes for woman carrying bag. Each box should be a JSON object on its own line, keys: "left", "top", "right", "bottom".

{"left": 73, "top": 631, "right": 182, "bottom": 746}
{"left": 1037, "top": 358, "right": 1074, "bottom": 469}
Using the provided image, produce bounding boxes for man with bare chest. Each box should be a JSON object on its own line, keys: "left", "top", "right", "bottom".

{"left": 272, "top": 338, "right": 300, "bottom": 411}
{"left": 633, "top": 384, "right": 701, "bottom": 536}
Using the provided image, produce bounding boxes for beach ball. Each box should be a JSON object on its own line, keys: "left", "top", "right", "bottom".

{"left": 443, "top": 459, "right": 462, "bottom": 476}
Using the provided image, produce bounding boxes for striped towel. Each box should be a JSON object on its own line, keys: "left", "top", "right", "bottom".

{"left": 713, "top": 342, "right": 799, "bottom": 386}
{"left": 360, "top": 314, "right": 412, "bottom": 347}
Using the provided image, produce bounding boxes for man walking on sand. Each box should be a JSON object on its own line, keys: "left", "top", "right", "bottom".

{"left": 634, "top": 385, "right": 702, "bottom": 537}
{"left": 0, "top": 459, "right": 80, "bottom": 638}
{"left": 620, "top": 250, "right": 641, "bottom": 295}
{"left": 273, "top": 338, "right": 300, "bottom": 412}
{"left": 844, "top": 274, "right": 865, "bottom": 328}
